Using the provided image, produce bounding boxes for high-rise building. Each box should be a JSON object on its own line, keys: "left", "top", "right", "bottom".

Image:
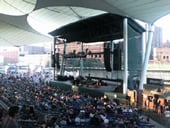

{"left": 152, "top": 26, "right": 163, "bottom": 48}
{"left": 150, "top": 26, "right": 163, "bottom": 60}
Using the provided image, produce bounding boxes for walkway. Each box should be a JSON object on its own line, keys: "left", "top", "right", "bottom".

{"left": 144, "top": 116, "right": 166, "bottom": 128}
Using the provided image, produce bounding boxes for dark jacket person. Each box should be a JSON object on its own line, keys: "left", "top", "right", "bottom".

{"left": 1, "top": 106, "right": 19, "bottom": 128}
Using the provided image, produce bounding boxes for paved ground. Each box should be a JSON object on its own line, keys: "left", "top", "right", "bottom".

{"left": 143, "top": 111, "right": 170, "bottom": 128}
{"left": 145, "top": 116, "right": 166, "bottom": 128}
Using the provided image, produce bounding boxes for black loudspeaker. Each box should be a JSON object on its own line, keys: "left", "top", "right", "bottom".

{"left": 51, "top": 54, "right": 55, "bottom": 67}
{"left": 56, "top": 53, "right": 60, "bottom": 69}
{"left": 113, "top": 48, "right": 121, "bottom": 70}
{"left": 104, "top": 43, "right": 112, "bottom": 72}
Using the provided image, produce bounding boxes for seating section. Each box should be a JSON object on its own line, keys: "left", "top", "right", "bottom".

{"left": 0, "top": 73, "right": 156, "bottom": 128}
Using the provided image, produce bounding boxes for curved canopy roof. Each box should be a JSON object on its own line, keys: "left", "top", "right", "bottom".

{"left": 0, "top": 0, "right": 170, "bottom": 46}
{"left": 49, "top": 13, "right": 145, "bottom": 43}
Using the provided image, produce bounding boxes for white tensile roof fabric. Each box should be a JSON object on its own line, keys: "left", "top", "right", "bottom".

{"left": 0, "top": 0, "right": 170, "bottom": 46}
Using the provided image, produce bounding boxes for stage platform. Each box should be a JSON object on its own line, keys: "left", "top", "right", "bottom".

{"left": 50, "top": 80, "right": 127, "bottom": 103}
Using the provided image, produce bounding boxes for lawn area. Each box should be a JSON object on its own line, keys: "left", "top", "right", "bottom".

{"left": 148, "top": 63, "right": 170, "bottom": 70}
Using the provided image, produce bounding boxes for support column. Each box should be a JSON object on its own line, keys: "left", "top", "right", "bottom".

{"left": 137, "top": 30, "right": 148, "bottom": 107}
{"left": 139, "top": 24, "right": 154, "bottom": 90}
{"left": 141, "top": 32, "right": 146, "bottom": 63}
{"left": 60, "top": 39, "right": 67, "bottom": 76}
{"left": 141, "top": 31, "right": 146, "bottom": 84}
{"left": 80, "top": 42, "right": 84, "bottom": 76}
{"left": 53, "top": 37, "right": 57, "bottom": 80}
{"left": 111, "top": 41, "right": 114, "bottom": 79}
{"left": 123, "top": 18, "right": 128, "bottom": 95}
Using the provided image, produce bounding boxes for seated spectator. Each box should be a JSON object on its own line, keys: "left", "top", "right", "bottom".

{"left": 75, "top": 116, "right": 81, "bottom": 125}
{"left": 59, "top": 115, "right": 67, "bottom": 126}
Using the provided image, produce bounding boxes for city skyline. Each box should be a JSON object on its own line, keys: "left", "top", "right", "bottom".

{"left": 155, "top": 14, "right": 170, "bottom": 42}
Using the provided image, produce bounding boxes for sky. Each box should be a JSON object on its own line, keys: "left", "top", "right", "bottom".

{"left": 154, "top": 14, "right": 170, "bottom": 42}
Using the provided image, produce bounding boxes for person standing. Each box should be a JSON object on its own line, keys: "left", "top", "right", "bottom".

{"left": 1, "top": 106, "right": 19, "bottom": 128}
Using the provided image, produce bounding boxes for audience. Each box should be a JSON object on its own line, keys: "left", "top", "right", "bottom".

{"left": 0, "top": 71, "right": 155, "bottom": 128}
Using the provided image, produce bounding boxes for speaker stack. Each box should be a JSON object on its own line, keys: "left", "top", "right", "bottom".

{"left": 51, "top": 54, "right": 55, "bottom": 67}
{"left": 113, "top": 46, "right": 121, "bottom": 70}
{"left": 103, "top": 42, "right": 112, "bottom": 72}
{"left": 56, "top": 53, "right": 60, "bottom": 69}
{"left": 51, "top": 53, "right": 60, "bottom": 69}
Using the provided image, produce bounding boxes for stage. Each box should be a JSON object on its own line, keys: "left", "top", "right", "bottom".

{"left": 50, "top": 80, "right": 127, "bottom": 103}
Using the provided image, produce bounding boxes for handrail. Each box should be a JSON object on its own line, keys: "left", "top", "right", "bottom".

{"left": 0, "top": 99, "right": 9, "bottom": 111}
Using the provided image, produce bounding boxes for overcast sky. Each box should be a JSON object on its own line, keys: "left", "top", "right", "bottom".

{"left": 154, "top": 14, "right": 170, "bottom": 42}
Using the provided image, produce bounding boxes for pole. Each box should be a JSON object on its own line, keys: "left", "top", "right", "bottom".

{"left": 139, "top": 24, "right": 154, "bottom": 90}
{"left": 141, "top": 31, "right": 146, "bottom": 84}
{"left": 80, "top": 42, "right": 84, "bottom": 76}
{"left": 123, "top": 18, "right": 128, "bottom": 95}
{"left": 53, "top": 37, "right": 56, "bottom": 80}
{"left": 60, "top": 39, "right": 67, "bottom": 76}
{"left": 111, "top": 41, "right": 114, "bottom": 79}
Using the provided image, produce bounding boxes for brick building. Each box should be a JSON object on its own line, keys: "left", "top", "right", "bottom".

{"left": 0, "top": 48, "right": 19, "bottom": 64}
{"left": 57, "top": 41, "right": 105, "bottom": 62}
{"left": 154, "top": 47, "right": 170, "bottom": 62}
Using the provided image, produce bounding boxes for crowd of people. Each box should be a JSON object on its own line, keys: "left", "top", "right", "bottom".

{"left": 0, "top": 71, "right": 155, "bottom": 128}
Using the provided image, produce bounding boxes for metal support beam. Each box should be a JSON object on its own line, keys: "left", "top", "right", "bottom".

{"left": 140, "top": 31, "right": 146, "bottom": 84}
{"left": 139, "top": 24, "right": 154, "bottom": 90}
{"left": 60, "top": 39, "right": 67, "bottom": 76}
{"left": 141, "top": 32, "right": 146, "bottom": 63}
{"left": 123, "top": 18, "right": 128, "bottom": 95}
{"left": 53, "top": 37, "right": 56, "bottom": 80}
{"left": 111, "top": 41, "right": 114, "bottom": 79}
{"left": 80, "top": 42, "right": 84, "bottom": 76}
